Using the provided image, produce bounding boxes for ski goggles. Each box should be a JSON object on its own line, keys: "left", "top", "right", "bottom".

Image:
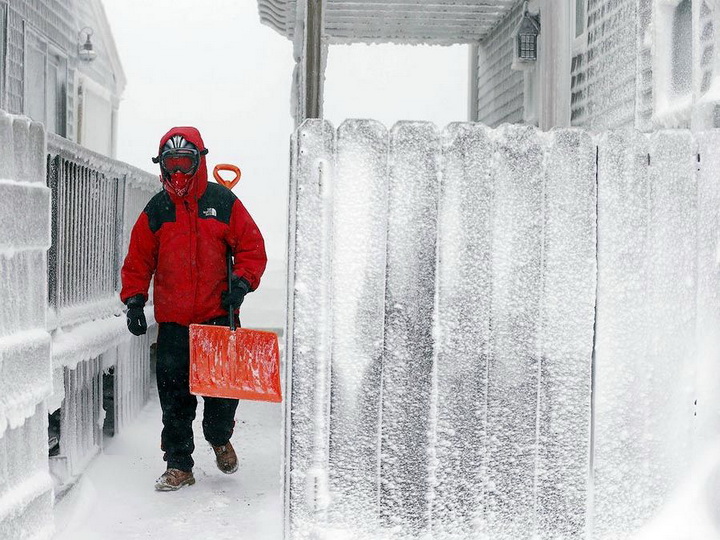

{"left": 153, "top": 147, "right": 208, "bottom": 175}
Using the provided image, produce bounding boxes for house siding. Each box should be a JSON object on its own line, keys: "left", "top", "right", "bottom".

{"left": 3, "top": 0, "right": 122, "bottom": 144}
{"left": 572, "top": 0, "right": 638, "bottom": 130}
{"left": 6, "top": 0, "right": 77, "bottom": 140}
{"left": 75, "top": 0, "right": 120, "bottom": 99}
{"left": 475, "top": 2, "right": 525, "bottom": 127}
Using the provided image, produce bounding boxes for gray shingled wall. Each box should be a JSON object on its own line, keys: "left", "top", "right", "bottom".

{"left": 474, "top": 2, "right": 525, "bottom": 127}
{"left": 477, "top": 0, "right": 639, "bottom": 131}
{"left": 571, "top": 0, "right": 638, "bottom": 130}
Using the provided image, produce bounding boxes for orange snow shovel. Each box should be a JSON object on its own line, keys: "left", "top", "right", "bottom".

{"left": 188, "top": 244, "right": 281, "bottom": 402}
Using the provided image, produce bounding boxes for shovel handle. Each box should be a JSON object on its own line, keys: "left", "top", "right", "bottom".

{"left": 214, "top": 164, "right": 241, "bottom": 190}
{"left": 227, "top": 250, "right": 236, "bottom": 331}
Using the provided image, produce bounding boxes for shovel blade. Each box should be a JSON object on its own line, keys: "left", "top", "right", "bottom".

{"left": 189, "top": 324, "right": 282, "bottom": 402}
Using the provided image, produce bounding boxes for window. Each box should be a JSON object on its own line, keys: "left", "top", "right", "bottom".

{"left": 520, "top": 34, "right": 537, "bottom": 60}
{"left": 672, "top": 0, "right": 692, "bottom": 95}
{"left": 24, "top": 27, "right": 67, "bottom": 136}
{"left": 575, "top": 0, "right": 586, "bottom": 38}
{"left": 654, "top": 0, "right": 694, "bottom": 124}
{"left": 78, "top": 77, "right": 113, "bottom": 156}
{"left": 572, "top": 0, "right": 588, "bottom": 53}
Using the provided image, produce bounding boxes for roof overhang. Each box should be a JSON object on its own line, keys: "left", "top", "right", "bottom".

{"left": 257, "top": 0, "right": 521, "bottom": 44}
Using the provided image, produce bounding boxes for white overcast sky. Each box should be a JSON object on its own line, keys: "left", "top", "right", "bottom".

{"left": 102, "top": 0, "right": 467, "bottom": 262}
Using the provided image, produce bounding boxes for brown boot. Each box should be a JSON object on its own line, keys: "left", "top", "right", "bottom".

{"left": 155, "top": 468, "right": 195, "bottom": 491}
{"left": 211, "top": 441, "right": 238, "bottom": 474}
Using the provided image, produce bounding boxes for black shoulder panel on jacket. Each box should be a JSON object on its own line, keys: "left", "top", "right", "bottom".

{"left": 143, "top": 191, "right": 176, "bottom": 233}
{"left": 198, "top": 183, "right": 236, "bottom": 225}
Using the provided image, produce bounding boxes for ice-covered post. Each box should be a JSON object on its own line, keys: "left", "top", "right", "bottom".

{"left": 285, "top": 120, "right": 335, "bottom": 538}
{"left": 0, "top": 112, "right": 53, "bottom": 537}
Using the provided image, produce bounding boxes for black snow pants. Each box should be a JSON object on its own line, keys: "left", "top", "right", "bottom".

{"left": 156, "top": 319, "right": 239, "bottom": 472}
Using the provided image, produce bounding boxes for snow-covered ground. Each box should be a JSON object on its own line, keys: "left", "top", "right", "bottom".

{"left": 53, "top": 391, "right": 283, "bottom": 539}
{"left": 51, "top": 258, "right": 287, "bottom": 540}
{"left": 48, "top": 258, "right": 286, "bottom": 539}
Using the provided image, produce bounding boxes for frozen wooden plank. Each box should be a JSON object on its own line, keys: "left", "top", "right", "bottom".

{"left": 593, "top": 130, "right": 652, "bottom": 538}
{"left": 535, "top": 129, "right": 596, "bottom": 538}
{"left": 327, "top": 119, "right": 388, "bottom": 534}
{"left": 433, "top": 123, "right": 495, "bottom": 537}
{"left": 643, "top": 130, "right": 696, "bottom": 513}
{"left": 379, "top": 121, "right": 438, "bottom": 535}
{"left": 485, "top": 124, "right": 545, "bottom": 540}
{"left": 286, "top": 119, "right": 336, "bottom": 539}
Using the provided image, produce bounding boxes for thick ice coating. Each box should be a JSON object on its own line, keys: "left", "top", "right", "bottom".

{"left": 380, "top": 122, "right": 438, "bottom": 534}
{"left": 286, "top": 119, "right": 336, "bottom": 539}
{"left": 286, "top": 121, "right": 720, "bottom": 540}
{"left": 328, "top": 119, "right": 388, "bottom": 532}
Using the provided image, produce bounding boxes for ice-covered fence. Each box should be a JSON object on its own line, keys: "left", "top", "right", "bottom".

{"left": 0, "top": 112, "right": 53, "bottom": 538}
{"left": 285, "top": 120, "right": 720, "bottom": 539}
{"left": 111, "top": 334, "right": 153, "bottom": 434}
{"left": 45, "top": 133, "right": 158, "bottom": 490}
{"left": 54, "top": 357, "right": 103, "bottom": 481}
{"left": 46, "top": 133, "right": 156, "bottom": 327}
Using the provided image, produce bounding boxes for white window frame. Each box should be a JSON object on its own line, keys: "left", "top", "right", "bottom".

{"left": 571, "top": 0, "right": 588, "bottom": 53}
{"left": 23, "top": 24, "right": 68, "bottom": 136}
{"left": 77, "top": 74, "right": 114, "bottom": 156}
{"left": 654, "top": 0, "right": 694, "bottom": 126}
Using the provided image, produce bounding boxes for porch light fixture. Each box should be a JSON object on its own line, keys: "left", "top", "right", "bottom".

{"left": 78, "top": 27, "right": 97, "bottom": 62}
{"left": 512, "top": 2, "right": 540, "bottom": 71}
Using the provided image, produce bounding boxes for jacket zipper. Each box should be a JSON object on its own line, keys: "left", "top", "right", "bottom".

{"left": 185, "top": 199, "right": 199, "bottom": 322}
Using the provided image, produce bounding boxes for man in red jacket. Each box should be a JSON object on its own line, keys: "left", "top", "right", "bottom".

{"left": 120, "top": 126, "right": 267, "bottom": 491}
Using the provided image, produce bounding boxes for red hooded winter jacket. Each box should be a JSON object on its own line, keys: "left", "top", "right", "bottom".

{"left": 120, "top": 126, "right": 267, "bottom": 326}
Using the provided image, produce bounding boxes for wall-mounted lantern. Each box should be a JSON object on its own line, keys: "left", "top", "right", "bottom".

{"left": 512, "top": 2, "right": 540, "bottom": 71}
{"left": 78, "top": 27, "right": 97, "bottom": 62}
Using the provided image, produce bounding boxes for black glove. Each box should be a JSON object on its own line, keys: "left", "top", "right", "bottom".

{"left": 125, "top": 294, "right": 147, "bottom": 336}
{"left": 221, "top": 275, "right": 251, "bottom": 311}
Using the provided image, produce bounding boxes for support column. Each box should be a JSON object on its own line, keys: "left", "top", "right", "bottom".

{"left": 306, "top": 0, "right": 324, "bottom": 119}
{"left": 538, "top": 0, "right": 571, "bottom": 129}
{"left": 293, "top": 0, "right": 327, "bottom": 126}
{"left": 468, "top": 43, "right": 479, "bottom": 122}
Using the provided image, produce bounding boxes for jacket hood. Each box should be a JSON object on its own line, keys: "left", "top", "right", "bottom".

{"left": 158, "top": 126, "right": 208, "bottom": 200}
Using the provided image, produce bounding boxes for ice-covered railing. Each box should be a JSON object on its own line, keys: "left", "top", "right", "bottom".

{"left": 285, "top": 120, "right": 720, "bottom": 539}
{"left": 46, "top": 132, "right": 157, "bottom": 330}
{"left": 43, "top": 132, "right": 158, "bottom": 492}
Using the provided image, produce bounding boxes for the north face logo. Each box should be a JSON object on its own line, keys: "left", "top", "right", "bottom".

{"left": 203, "top": 208, "right": 217, "bottom": 217}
